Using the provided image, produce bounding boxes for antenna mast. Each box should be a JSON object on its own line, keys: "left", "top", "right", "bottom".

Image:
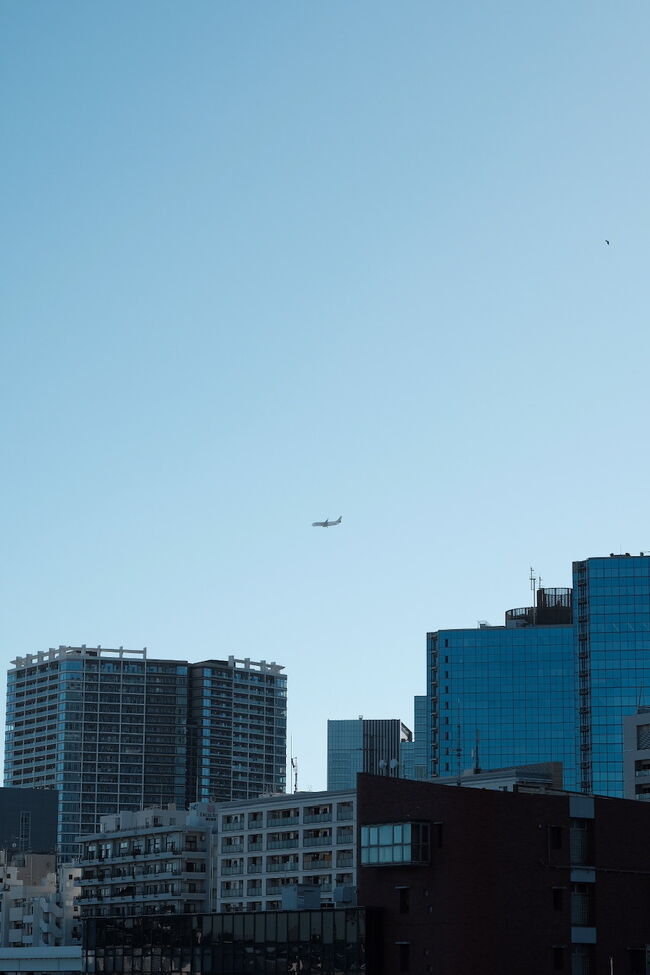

{"left": 530, "top": 566, "right": 537, "bottom": 623}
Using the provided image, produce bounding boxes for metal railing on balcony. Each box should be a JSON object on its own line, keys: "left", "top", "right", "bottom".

{"left": 266, "top": 862, "right": 300, "bottom": 873}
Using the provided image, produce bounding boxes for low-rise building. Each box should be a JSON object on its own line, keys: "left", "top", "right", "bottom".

{"left": 212, "top": 789, "right": 356, "bottom": 912}
{"left": 78, "top": 791, "right": 356, "bottom": 917}
{"left": 0, "top": 853, "right": 81, "bottom": 950}
{"left": 357, "top": 772, "right": 650, "bottom": 974}
{"left": 77, "top": 804, "right": 218, "bottom": 919}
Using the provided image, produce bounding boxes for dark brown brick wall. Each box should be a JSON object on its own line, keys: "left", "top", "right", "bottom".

{"left": 356, "top": 775, "right": 650, "bottom": 975}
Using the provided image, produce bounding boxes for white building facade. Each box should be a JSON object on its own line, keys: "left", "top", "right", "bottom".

{"left": 0, "top": 853, "right": 81, "bottom": 951}
{"left": 77, "top": 805, "right": 218, "bottom": 919}
{"left": 78, "top": 790, "right": 356, "bottom": 917}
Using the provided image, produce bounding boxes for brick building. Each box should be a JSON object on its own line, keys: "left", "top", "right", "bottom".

{"left": 356, "top": 773, "right": 650, "bottom": 975}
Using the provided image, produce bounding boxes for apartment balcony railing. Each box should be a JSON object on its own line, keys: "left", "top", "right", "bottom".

{"left": 220, "top": 866, "right": 243, "bottom": 876}
{"left": 222, "top": 821, "right": 245, "bottom": 832}
{"left": 304, "top": 812, "right": 332, "bottom": 824}
{"left": 303, "top": 835, "right": 331, "bottom": 847}
{"left": 267, "top": 839, "right": 298, "bottom": 850}
{"left": 267, "top": 815, "right": 299, "bottom": 827}
{"left": 336, "top": 808, "right": 354, "bottom": 821}
{"left": 267, "top": 862, "right": 300, "bottom": 873}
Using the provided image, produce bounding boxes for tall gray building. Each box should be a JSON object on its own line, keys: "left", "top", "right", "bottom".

{"left": 4, "top": 646, "right": 287, "bottom": 858}
{"left": 326, "top": 718, "right": 412, "bottom": 790}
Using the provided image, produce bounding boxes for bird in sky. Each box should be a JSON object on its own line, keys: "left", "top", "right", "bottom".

{"left": 605, "top": 240, "right": 610, "bottom": 245}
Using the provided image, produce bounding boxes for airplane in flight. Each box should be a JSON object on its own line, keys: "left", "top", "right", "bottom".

{"left": 312, "top": 516, "right": 342, "bottom": 528}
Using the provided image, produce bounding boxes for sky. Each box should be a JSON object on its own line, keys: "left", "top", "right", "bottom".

{"left": 2, "top": 1, "right": 650, "bottom": 790}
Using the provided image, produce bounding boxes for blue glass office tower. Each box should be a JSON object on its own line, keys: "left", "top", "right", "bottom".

{"left": 4, "top": 647, "right": 287, "bottom": 858}
{"left": 423, "top": 554, "right": 650, "bottom": 797}
{"left": 575, "top": 555, "right": 650, "bottom": 796}
{"left": 327, "top": 718, "right": 412, "bottom": 790}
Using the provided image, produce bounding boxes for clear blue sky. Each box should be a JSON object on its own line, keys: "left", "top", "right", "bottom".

{"left": 2, "top": 1, "right": 650, "bottom": 789}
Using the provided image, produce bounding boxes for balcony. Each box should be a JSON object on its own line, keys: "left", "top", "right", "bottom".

{"left": 303, "top": 835, "right": 332, "bottom": 848}
{"left": 221, "top": 865, "right": 243, "bottom": 876}
{"left": 267, "top": 815, "right": 299, "bottom": 827}
{"left": 247, "top": 840, "right": 264, "bottom": 852}
{"left": 303, "top": 860, "right": 332, "bottom": 872}
{"left": 221, "top": 844, "right": 243, "bottom": 855}
{"left": 222, "top": 820, "right": 245, "bottom": 832}
{"left": 267, "top": 839, "right": 298, "bottom": 850}
{"left": 267, "top": 862, "right": 300, "bottom": 874}
{"left": 304, "top": 812, "right": 332, "bottom": 824}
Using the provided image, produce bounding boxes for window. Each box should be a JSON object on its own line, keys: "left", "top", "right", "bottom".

{"left": 628, "top": 948, "right": 646, "bottom": 974}
{"left": 360, "top": 822, "right": 430, "bottom": 866}
{"left": 397, "top": 887, "right": 410, "bottom": 914}
{"left": 398, "top": 942, "right": 410, "bottom": 973}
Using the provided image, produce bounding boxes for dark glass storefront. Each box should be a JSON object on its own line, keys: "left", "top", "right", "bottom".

{"left": 84, "top": 908, "right": 381, "bottom": 974}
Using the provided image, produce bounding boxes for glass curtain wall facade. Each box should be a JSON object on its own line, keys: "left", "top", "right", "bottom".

{"left": 326, "top": 719, "right": 412, "bottom": 791}
{"left": 400, "top": 696, "right": 430, "bottom": 781}
{"left": 429, "top": 622, "right": 578, "bottom": 789}
{"left": 576, "top": 555, "right": 650, "bottom": 796}
{"left": 5, "top": 648, "right": 287, "bottom": 858}
{"left": 422, "top": 554, "right": 650, "bottom": 798}
{"left": 84, "top": 908, "right": 379, "bottom": 975}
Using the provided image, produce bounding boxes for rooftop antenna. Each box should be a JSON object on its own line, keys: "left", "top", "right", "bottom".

{"left": 530, "top": 566, "right": 537, "bottom": 623}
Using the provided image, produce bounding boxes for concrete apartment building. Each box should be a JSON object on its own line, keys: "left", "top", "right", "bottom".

{"left": 77, "top": 791, "right": 356, "bottom": 918}
{"left": 0, "top": 852, "right": 81, "bottom": 950}
{"left": 77, "top": 804, "right": 217, "bottom": 919}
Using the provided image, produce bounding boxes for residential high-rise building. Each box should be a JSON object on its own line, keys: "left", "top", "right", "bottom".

{"left": 326, "top": 718, "right": 412, "bottom": 790}
{"left": 4, "top": 647, "right": 287, "bottom": 858}
{"left": 188, "top": 657, "right": 287, "bottom": 804}
{"left": 419, "top": 553, "right": 650, "bottom": 797}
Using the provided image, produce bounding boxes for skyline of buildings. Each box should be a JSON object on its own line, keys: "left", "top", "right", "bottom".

{"left": 3, "top": 547, "right": 650, "bottom": 866}
{"left": 420, "top": 552, "right": 650, "bottom": 797}
{"left": 3, "top": 647, "right": 287, "bottom": 858}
